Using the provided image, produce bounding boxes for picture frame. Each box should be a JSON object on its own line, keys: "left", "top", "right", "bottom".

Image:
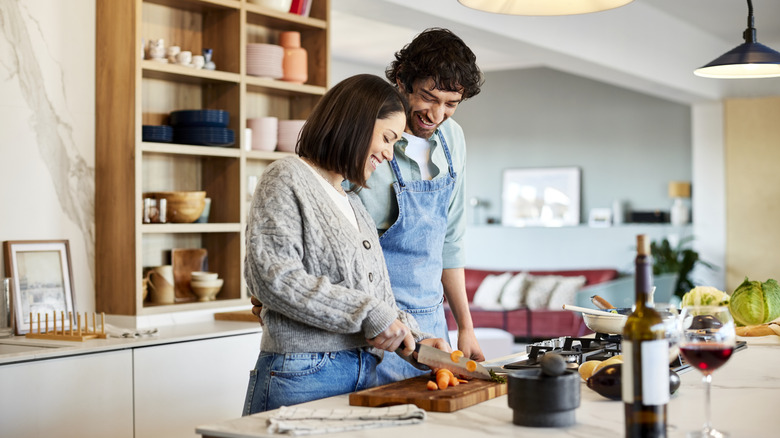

{"left": 2, "top": 240, "right": 76, "bottom": 335}
{"left": 501, "top": 167, "right": 581, "bottom": 227}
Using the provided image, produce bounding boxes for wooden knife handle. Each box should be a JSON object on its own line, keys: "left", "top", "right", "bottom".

{"left": 591, "top": 295, "right": 615, "bottom": 310}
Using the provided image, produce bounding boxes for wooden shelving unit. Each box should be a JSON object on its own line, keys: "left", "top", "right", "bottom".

{"left": 96, "top": 0, "right": 329, "bottom": 317}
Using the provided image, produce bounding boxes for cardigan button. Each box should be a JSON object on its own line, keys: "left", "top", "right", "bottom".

{"left": 368, "top": 272, "right": 374, "bottom": 282}
{"left": 363, "top": 240, "right": 371, "bottom": 249}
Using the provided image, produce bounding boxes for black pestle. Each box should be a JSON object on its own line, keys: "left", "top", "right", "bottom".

{"left": 540, "top": 353, "right": 567, "bottom": 377}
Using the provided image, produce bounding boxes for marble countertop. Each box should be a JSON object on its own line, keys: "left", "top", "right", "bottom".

{"left": 0, "top": 319, "right": 263, "bottom": 365}
{"left": 196, "top": 336, "right": 780, "bottom": 438}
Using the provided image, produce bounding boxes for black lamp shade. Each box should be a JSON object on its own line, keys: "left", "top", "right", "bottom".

{"left": 695, "top": 41, "right": 780, "bottom": 78}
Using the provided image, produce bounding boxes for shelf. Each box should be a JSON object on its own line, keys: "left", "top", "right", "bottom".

{"left": 142, "top": 60, "right": 241, "bottom": 84}
{"left": 145, "top": 0, "right": 240, "bottom": 11}
{"left": 246, "top": 5, "right": 327, "bottom": 30}
{"left": 245, "top": 150, "right": 294, "bottom": 161}
{"left": 141, "top": 223, "right": 242, "bottom": 233}
{"left": 142, "top": 142, "right": 241, "bottom": 157}
{"left": 245, "top": 76, "right": 327, "bottom": 96}
{"left": 141, "top": 297, "right": 246, "bottom": 315}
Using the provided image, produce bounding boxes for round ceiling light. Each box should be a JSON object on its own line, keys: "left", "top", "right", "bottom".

{"left": 457, "top": 0, "right": 635, "bottom": 16}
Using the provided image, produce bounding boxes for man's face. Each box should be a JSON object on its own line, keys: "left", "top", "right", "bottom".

{"left": 399, "top": 77, "right": 463, "bottom": 139}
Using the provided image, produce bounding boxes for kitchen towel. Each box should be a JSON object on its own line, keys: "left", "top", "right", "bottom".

{"left": 267, "top": 404, "right": 426, "bottom": 435}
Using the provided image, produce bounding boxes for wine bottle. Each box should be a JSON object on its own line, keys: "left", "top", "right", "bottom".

{"left": 622, "top": 234, "right": 669, "bottom": 437}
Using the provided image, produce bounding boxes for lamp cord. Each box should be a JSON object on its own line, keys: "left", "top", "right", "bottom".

{"left": 743, "top": 0, "right": 756, "bottom": 43}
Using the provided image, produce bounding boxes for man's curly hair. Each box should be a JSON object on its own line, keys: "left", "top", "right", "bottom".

{"left": 386, "top": 28, "right": 483, "bottom": 100}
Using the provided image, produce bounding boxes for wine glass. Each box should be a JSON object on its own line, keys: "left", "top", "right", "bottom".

{"left": 678, "top": 305, "right": 737, "bottom": 438}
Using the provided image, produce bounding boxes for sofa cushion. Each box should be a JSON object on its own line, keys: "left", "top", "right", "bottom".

{"left": 498, "top": 272, "right": 528, "bottom": 310}
{"left": 524, "top": 275, "right": 562, "bottom": 310}
{"left": 546, "top": 275, "right": 587, "bottom": 310}
{"left": 471, "top": 272, "right": 512, "bottom": 310}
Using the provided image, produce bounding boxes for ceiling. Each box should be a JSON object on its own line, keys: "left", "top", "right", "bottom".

{"left": 330, "top": 0, "right": 780, "bottom": 104}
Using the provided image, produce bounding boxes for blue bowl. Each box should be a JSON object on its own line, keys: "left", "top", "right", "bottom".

{"left": 169, "top": 109, "right": 229, "bottom": 128}
{"left": 142, "top": 125, "right": 173, "bottom": 143}
{"left": 173, "top": 127, "right": 234, "bottom": 147}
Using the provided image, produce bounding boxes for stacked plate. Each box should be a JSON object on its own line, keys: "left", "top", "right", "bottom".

{"left": 247, "top": 43, "right": 283, "bottom": 79}
{"left": 277, "top": 119, "right": 306, "bottom": 152}
{"left": 142, "top": 125, "right": 173, "bottom": 143}
{"left": 169, "top": 109, "right": 234, "bottom": 147}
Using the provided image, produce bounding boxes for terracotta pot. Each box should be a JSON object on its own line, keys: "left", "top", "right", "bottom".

{"left": 280, "top": 31, "right": 307, "bottom": 84}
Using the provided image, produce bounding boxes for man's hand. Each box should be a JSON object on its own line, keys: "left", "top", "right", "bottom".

{"left": 419, "top": 336, "right": 452, "bottom": 352}
{"left": 456, "top": 328, "right": 485, "bottom": 361}
{"left": 367, "top": 319, "right": 414, "bottom": 354}
{"left": 250, "top": 296, "right": 264, "bottom": 326}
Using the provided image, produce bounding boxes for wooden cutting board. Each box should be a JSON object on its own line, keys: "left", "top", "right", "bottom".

{"left": 349, "top": 375, "right": 507, "bottom": 412}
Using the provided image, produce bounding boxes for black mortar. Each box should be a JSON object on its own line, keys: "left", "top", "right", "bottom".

{"left": 507, "top": 368, "right": 580, "bottom": 427}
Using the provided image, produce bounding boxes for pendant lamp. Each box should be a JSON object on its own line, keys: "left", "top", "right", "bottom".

{"left": 457, "top": 0, "right": 634, "bottom": 16}
{"left": 694, "top": 0, "right": 780, "bottom": 78}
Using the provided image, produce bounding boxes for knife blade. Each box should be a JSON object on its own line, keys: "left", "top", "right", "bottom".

{"left": 415, "top": 344, "right": 493, "bottom": 380}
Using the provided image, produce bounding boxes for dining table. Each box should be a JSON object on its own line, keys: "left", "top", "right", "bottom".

{"left": 196, "top": 335, "right": 779, "bottom": 437}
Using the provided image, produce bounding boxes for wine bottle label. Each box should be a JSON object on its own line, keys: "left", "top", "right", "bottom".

{"left": 621, "top": 339, "right": 670, "bottom": 405}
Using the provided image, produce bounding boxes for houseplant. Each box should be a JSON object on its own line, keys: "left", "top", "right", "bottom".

{"left": 651, "top": 236, "right": 715, "bottom": 300}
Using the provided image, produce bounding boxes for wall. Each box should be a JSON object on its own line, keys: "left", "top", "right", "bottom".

{"left": 725, "top": 97, "right": 780, "bottom": 291}
{"left": 0, "top": 1, "right": 95, "bottom": 310}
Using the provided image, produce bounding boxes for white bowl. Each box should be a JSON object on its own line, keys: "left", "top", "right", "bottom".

{"left": 191, "top": 278, "right": 223, "bottom": 301}
{"left": 191, "top": 271, "right": 218, "bottom": 281}
{"left": 248, "top": 0, "right": 293, "bottom": 13}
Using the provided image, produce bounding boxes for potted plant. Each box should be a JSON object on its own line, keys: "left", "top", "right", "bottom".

{"left": 651, "top": 236, "right": 715, "bottom": 300}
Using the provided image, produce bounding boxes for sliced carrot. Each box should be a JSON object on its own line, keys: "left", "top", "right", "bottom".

{"left": 426, "top": 380, "right": 438, "bottom": 391}
{"left": 436, "top": 368, "right": 455, "bottom": 379}
{"left": 449, "top": 377, "right": 459, "bottom": 386}
{"left": 450, "top": 350, "right": 464, "bottom": 362}
{"left": 466, "top": 360, "right": 477, "bottom": 372}
{"left": 436, "top": 373, "right": 450, "bottom": 390}
{"left": 457, "top": 378, "right": 468, "bottom": 384}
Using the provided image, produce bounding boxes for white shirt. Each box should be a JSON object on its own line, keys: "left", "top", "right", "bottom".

{"left": 402, "top": 133, "right": 433, "bottom": 181}
{"left": 301, "top": 158, "right": 358, "bottom": 230}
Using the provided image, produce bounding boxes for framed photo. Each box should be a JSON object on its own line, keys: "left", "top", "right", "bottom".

{"left": 501, "top": 167, "right": 581, "bottom": 227}
{"left": 3, "top": 240, "right": 76, "bottom": 335}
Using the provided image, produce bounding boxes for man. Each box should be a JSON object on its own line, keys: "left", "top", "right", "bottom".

{"left": 359, "top": 28, "right": 485, "bottom": 385}
{"left": 252, "top": 28, "right": 485, "bottom": 384}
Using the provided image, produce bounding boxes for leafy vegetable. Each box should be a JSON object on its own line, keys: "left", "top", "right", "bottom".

{"left": 728, "top": 277, "right": 780, "bottom": 326}
{"left": 681, "top": 286, "right": 730, "bottom": 307}
{"left": 489, "top": 369, "right": 507, "bottom": 384}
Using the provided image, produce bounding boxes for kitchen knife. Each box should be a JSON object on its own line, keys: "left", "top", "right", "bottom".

{"left": 415, "top": 344, "right": 493, "bottom": 380}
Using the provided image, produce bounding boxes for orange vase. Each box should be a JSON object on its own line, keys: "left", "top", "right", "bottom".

{"left": 280, "top": 31, "right": 307, "bottom": 84}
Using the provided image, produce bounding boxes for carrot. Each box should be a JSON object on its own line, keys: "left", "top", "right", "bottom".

{"left": 436, "top": 372, "right": 450, "bottom": 390}
{"left": 457, "top": 378, "right": 468, "bottom": 384}
{"left": 426, "top": 380, "right": 438, "bottom": 391}
{"left": 466, "top": 360, "right": 477, "bottom": 372}
{"left": 450, "top": 350, "right": 464, "bottom": 362}
{"left": 450, "top": 376, "right": 459, "bottom": 386}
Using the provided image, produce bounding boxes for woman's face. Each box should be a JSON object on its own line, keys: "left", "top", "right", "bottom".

{"left": 365, "top": 111, "right": 405, "bottom": 181}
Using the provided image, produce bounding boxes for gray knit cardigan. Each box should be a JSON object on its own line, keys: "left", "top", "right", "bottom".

{"left": 245, "top": 156, "right": 427, "bottom": 354}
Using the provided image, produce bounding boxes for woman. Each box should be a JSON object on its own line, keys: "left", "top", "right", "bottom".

{"left": 243, "top": 74, "right": 447, "bottom": 415}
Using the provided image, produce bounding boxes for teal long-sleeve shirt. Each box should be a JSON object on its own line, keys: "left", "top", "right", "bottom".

{"left": 355, "top": 118, "right": 467, "bottom": 270}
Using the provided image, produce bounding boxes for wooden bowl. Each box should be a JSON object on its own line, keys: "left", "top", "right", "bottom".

{"left": 145, "top": 191, "right": 206, "bottom": 223}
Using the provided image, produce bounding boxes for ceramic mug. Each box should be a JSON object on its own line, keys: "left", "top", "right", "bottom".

{"left": 146, "top": 265, "right": 174, "bottom": 304}
{"left": 192, "top": 55, "right": 205, "bottom": 69}
{"left": 177, "top": 50, "right": 192, "bottom": 66}
{"left": 167, "top": 45, "right": 181, "bottom": 63}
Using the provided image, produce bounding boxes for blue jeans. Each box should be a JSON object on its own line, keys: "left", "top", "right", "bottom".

{"left": 242, "top": 348, "right": 379, "bottom": 415}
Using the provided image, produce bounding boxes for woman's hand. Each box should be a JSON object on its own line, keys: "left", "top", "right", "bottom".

{"left": 367, "top": 319, "right": 415, "bottom": 355}
{"left": 419, "top": 336, "right": 453, "bottom": 353}
{"left": 250, "top": 296, "right": 264, "bottom": 326}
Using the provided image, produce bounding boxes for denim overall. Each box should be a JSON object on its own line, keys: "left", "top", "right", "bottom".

{"left": 376, "top": 131, "right": 456, "bottom": 385}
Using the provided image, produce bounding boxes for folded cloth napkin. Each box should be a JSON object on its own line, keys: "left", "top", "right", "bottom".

{"left": 104, "top": 323, "right": 158, "bottom": 338}
{"left": 267, "top": 404, "right": 426, "bottom": 436}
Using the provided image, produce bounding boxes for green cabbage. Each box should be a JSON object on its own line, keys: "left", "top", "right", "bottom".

{"left": 681, "top": 286, "right": 730, "bottom": 307}
{"left": 728, "top": 277, "right": 780, "bottom": 326}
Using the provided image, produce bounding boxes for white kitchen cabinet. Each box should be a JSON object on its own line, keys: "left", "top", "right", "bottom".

{"left": 133, "top": 332, "right": 262, "bottom": 438}
{"left": 0, "top": 350, "right": 134, "bottom": 438}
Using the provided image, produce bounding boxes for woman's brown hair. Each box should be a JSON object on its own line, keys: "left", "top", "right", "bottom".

{"left": 297, "top": 74, "right": 408, "bottom": 188}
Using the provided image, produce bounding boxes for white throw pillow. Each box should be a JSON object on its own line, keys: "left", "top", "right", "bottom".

{"left": 546, "top": 276, "right": 587, "bottom": 310}
{"left": 471, "top": 272, "right": 513, "bottom": 310}
{"left": 523, "top": 275, "right": 562, "bottom": 310}
{"left": 498, "top": 272, "right": 528, "bottom": 310}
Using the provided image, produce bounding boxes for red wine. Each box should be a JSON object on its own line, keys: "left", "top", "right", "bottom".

{"left": 622, "top": 234, "right": 668, "bottom": 438}
{"left": 680, "top": 343, "right": 734, "bottom": 374}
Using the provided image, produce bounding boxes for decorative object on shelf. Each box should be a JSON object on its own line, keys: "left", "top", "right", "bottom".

{"left": 192, "top": 54, "right": 205, "bottom": 69}
{"left": 143, "top": 191, "right": 206, "bottom": 223}
{"left": 469, "top": 197, "right": 490, "bottom": 225}
{"left": 191, "top": 276, "right": 224, "bottom": 302}
{"left": 202, "top": 48, "right": 216, "bottom": 70}
{"left": 143, "top": 197, "right": 167, "bottom": 223}
{"left": 280, "top": 31, "right": 307, "bottom": 84}
{"left": 247, "top": 117, "right": 278, "bottom": 151}
{"left": 170, "top": 109, "right": 229, "bottom": 127}
{"left": 172, "top": 248, "right": 208, "bottom": 302}
{"left": 146, "top": 265, "right": 175, "bottom": 304}
{"left": 694, "top": 0, "right": 780, "bottom": 79}
{"left": 166, "top": 45, "right": 180, "bottom": 63}
{"left": 457, "top": 0, "right": 633, "bottom": 16}
{"left": 176, "top": 50, "right": 192, "bottom": 67}
{"left": 668, "top": 181, "right": 691, "bottom": 226}
{"left": 277, "top": 119, "right": 306, "bottom": 152}
{"left": 3, "top": 240, "right": 76, "bottom": 335}
{"left": 588, "top": 208, "right": 612, "bottom": 228}
{"left": 501, "top": 167, "right": 581, "bottom": 227}
{"left": 142, "top": 124, "right": 173, "bottom": 143}
{"left": 194, "top": 197, "right": 211, "bottom": 223}
{"left": 651, "top": 236, "right": 716, "bottom": 300}
{"left": 289, "top": 0, "right": 312, "bottom": 16}
{"left": 629, "top": 210, "right": 669, "bottom": 223}
{"left": 247, "top": 43, "right": 283, "bottom": 79}
{"left": 249, "top": 0, "right": 293, "bottom": 13}
{"left": 611, "top": 199, "right": 624, "bottom": 225}
{"left": 147, "top": 38, "right": 166, "bottom": 61}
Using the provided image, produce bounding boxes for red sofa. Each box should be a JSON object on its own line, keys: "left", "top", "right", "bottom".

{"left": 444, "top": 268, "right": 619, "bottom": 341}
